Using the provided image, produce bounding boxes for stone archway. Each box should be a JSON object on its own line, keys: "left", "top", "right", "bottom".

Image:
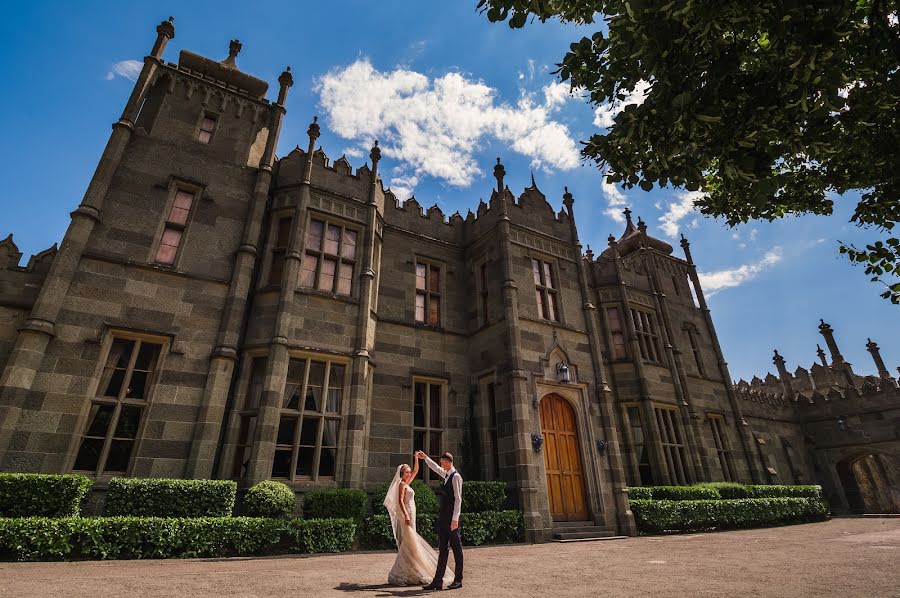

{"left": 539, "top": 393, "right": 589, "bottom": 522}
{"left": 836, "top": 452, "right": 899, "bottom": 514}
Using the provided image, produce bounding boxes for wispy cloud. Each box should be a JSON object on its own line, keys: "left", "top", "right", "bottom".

{"left": 659, "top": 190, "right": 703, "bottom": 237}
{"left": 106, "top": 59, "right": 142, "bottom": 81}
{"left": 698, "top": 248, "right": 783, "bottom": 297}
{"left": 593, "top": 80, "right": 651, "bottom": 129}
{"left": 601, "top": 178, "right": 630, "bottom": 223}
{"left": 317, "top": 58, "right": 580, "bottom": 199}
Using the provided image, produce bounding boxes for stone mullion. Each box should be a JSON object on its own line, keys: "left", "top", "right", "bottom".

{"left": 185, "top": 66, "right": 293, "bottom": 479}
{"left": 0, "top": 20, "right": 175, "bottom": 464}
{"left": 607, "top": 239, "right": 669, "bottom": 485}
{"left": 245, "top": 115, "right": 318, "bottom": 485}
{"left": 563, "top": 191, "right": 635, "bottom": 535}
{"left": 639, "top": 245, "right": 709, "bottom": 483}
{"left": 680, "top": 236, "right": 762, "bottom": 484}
{"left": 343, "top": 143, "right": 380, "bottom": 487}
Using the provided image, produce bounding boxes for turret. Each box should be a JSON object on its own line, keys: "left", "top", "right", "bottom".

{"left": 818, "top": 319, "right": 845, "bottom": 365}
{"left": 866, "top": 338, "right": 893, "bottom": 381}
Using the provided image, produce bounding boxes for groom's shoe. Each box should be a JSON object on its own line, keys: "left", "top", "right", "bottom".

{"left": 422, "top": 583, "right": 442, "bottom": 591}
{"left": 447, "top": 581, "right": 463, "bottom": 590}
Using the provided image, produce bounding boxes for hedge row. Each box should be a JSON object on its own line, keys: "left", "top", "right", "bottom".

{"left": 372, "top": 480, "right": 507, "bottom": 516}
{"left": 105, "top": 478, "right": 237, "bottom": 517}
{"left": 0, "top": 517, "right": 357, "bottom": 562}
{"left": 303, "top": 489, "right": 368, "bottom": 521}
{"left": 243, "top": 480, "right": 296, "bottom": 519}
{"left": 362, "top": 510, "right": 523, "bottom": 549}
{"left": 0, "top": 474, "right": 93, "bottom": 518}
{"left": 627, "top": 483, "right": 822, "bottom": 501}
{"left": 630, "top": 497, "right": 829, "bottom": 534}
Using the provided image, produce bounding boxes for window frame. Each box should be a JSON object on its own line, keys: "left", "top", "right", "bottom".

{"left": 300, "top": 215, "right": 359, "bottom": 297}
{"left": 707, "top": 413, "right": 735, "bottom": 482}
{"left": 271, "top": 355, "right": 349, "bottom": 483}
{"left": 621, "top": 403, "right": 655, "bottom": 486}
{"left": 604, "top": 305, "right": 629, "bottom": 360}
{"left": 151, "top": 181, "right": 201, "bottom": 268}
{"left": 412, "top": 377, "right": 447, "bottom": 482}
{"left": 477, "top": 261, "right": 490, "bottom": 326}
{"left": 685, "top": 325, "right": 707, "bottom": 377}
{"left": 654, "top": 403, "right": 690, "bottom": 485}
{"left": 70, "top": 331, "right": 168, "bottom": 477}
{"left": 414, "top": 259, "right": 443, "bottom": 327}
{"left": 266, "top": 213, "right": 293, "bottom": 287}
{"left": 229, "top": 354, "right": 266, "bottom": 480}
{"left": 196, "top": 111, "right": 219, "bottom": 145}
{"left": 630, "top": 307, "right": 662, "bottom": 363}
{"left": 531, "top": 257, "right": 560, "bottom": 322}
{"left": 479, "top": 376, "right": 501, "bottom": 480}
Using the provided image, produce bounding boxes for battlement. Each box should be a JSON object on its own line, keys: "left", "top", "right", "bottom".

{"left": 0, "top": 234, "right": 56, "bottom": 310}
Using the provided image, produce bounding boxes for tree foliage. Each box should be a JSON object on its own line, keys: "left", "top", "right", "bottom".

{"left": 478, "top": 0, "right": 900, "bottom": 302}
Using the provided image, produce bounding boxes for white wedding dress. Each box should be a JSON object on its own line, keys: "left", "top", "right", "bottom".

{"left": 384, "top": 467, "right": 453, "bottom": 587}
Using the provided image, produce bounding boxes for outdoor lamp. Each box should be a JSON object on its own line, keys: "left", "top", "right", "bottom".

{"left": 556, "top": 362, "right": 570, "bottom": 384}
{"left": 532, "top": 434, "right": 544, "bottom": 452}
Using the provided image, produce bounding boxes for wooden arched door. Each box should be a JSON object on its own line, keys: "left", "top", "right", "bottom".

{"left": 540, "top": 394, "right": 589, "bottom": 521}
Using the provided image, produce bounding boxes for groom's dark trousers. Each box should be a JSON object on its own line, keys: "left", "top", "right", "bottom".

{"left": 432, "top": 470, "right": 463, "bottom": 584}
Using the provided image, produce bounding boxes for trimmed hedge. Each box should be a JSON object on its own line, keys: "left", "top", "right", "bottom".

{"left": 630, "top": 497, "right": 829, "bottom": 534}
{"left": 627, "top": 485, "right": 720, "bottom": 501}
{"left": 289, "top": 518, "right": 357, "bottom": 553}
{"left": 303, "top": 489, "right": 368, "bottom": 521}
{"left": 462, "top": 481, "right": 507, "bottom": 512}
{"left": 0, "top": 517, "right": 284, "bottom": 561}
{"left": 243, "top": 481, "right": 295, "bottom": 518}
{"left": 105, "top": 478, "right": 236, "bottom": 518}
{"left": 373, "top": 480, "right": 438, "bottom": 515}
{"left": 629, "top": 483, "right": 823, "bottom": 501}
{"left": 0, "top": 474, "right": 93, "bottom": 518}
{"left": 362, "top": 510, "right": 524, "bottom": 549}
{"left": 0, "top": 516, "right": 358, "bottom": 562}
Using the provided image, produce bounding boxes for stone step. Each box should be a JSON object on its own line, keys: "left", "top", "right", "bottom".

{"left": 551, "top": 526, "right": 612, "bottom": 534}
{"left": 552, "top": 521, "right": 595, "bottom": 528}
{"left": 552, "top": 529, "right": 618, "bottom": 541}
{"left": 552, "top": 534, "right": 630, "bottom": 543}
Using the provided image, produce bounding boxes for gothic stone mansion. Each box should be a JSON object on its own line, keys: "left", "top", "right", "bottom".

{"left": 1, "top": 20, "right": 897, "bottom": 539}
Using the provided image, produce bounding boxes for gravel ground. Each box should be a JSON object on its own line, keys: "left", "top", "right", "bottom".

{"left": 0, "top": 518, "right": 897, "bottom": 598}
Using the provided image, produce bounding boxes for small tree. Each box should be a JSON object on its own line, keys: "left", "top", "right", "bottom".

{"left": 478, "top": 0, "right": 899, "bottom": 302}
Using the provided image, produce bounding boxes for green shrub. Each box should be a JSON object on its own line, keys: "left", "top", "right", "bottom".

{"left": 243, "top": 481, "right": 295, "bottom": 518}
{"left": 303, "top": 489, "right": 368, "bottom": 521}
{"left": 0, "top": 474, "right": 93, "bottom": 518}
{"left": 361, "top": 510, "right": 523, "bottom": 549}
{"left": 693, "top": 482, "right": 748, "bottom": 499}
{"left": 627, "top": 485, "right": 721, "bottom": 501}
{"left": 630, "top": 497, "right": 829, "bottom": 534}
{"left": 288, "top": 518, "right": 356, "bottom": 553}
{"left": 104, "top": 478, "right": 236, "bottom": 517}
{"left": 463, "top": 481, "right": 507, "bottom": 512}
{"left": 0, "top": 517, "right": 286, "bottom": 561}
{"left": 373, "top": 480, "right": 438, "bottom": 515}
{"left": 744, "top": 485, "right": 822, "bottom": 499}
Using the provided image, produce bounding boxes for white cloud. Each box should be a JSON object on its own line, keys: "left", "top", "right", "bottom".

{"left": 542, "top": 81, "right": 573, "bottom": 110}
{"left": 659, "top": 190, "right": 703, "bottom": 237}
{"left": 106, "top": 59, "right": 142, "bottom": 81}
{"left": 601, "top": 178, "right": 630, "bottom": 223}
{"left": 593, "top": 79, "right": 651, "bottom": 129}
{"left": 317, "top": 59, "right": 580, "bottom": 198}
{"left": 698, "top": 248, "right": 783, "bottom": 297}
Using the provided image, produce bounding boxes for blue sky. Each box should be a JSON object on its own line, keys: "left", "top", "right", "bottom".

{"left": 1, "top": 1, "right": 896, "bottom": 381}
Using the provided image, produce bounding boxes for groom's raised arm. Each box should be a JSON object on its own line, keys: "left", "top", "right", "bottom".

{"left": 422, "top": 455, "right": 446, "bottom": 479}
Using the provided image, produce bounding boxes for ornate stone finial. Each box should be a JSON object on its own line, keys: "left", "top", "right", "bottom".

{"left": 370, "top": 140, "right": 381, "bottom": 164}
{"left": 278, "top": 66, "right": 294, "bottom": 89}
{"left": 307, "top": 116, "right": 321, "bottom": 140}
{"left": 816, "top": 344, "right": 828, "bottom": 367}
{"left": 637, "top": 216, "right": 647, "bottom": 233}
{"left": 157, "top": 17, "right": 175, "bottom": 39}
{"left": 623, "top": 207, "right": 633, "bottom": 227}
{"left": 562, "top": 186, "right": 574, "bottom": 209}
{"left": 607, "top": 234, "right": 617, "bottom": 247}
{"left": 865, "top": 338, "right": 892, "bottom": 379}
{"left": 223, "top": 39, "right": 242, "bottom": 67}
{"left": 773, "top": 349, "right": 785, "bottom": 365}
{"left": 493, "top": 157, "right": 506, "bottom": 192}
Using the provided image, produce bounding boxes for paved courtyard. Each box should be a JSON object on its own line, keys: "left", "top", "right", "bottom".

{"left": 0, "top": 518, "right": 897, "bottom": 598}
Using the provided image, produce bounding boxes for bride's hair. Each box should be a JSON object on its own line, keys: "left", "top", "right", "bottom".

{"left": 399, "top": 463, "right": 411, "bottom": 476}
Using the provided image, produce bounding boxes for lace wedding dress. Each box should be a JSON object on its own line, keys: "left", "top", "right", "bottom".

{"left": 384, "top": 468, "right": 453, "bottom": 587}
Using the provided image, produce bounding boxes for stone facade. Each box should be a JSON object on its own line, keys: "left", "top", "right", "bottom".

{"left": 1, "top": 21, "right": 897, "bottom": 540}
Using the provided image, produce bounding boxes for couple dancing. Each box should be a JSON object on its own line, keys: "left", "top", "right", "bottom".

{"left": 383, "top": 450, "right": 464, "bottom": 591}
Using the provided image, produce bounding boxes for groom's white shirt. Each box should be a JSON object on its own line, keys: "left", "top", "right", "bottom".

{"left": 424, "top": 456, "right": 463, "bottom": 523}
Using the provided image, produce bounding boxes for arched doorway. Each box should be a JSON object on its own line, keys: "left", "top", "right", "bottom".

{"left": 539, "top": 394, "right": 589, "bottom": 521}
{"left": 836, "top": 453, "right": 899, "bottom": 514}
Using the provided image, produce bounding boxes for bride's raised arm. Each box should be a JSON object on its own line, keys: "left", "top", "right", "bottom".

{"left": 410, "top": 455, "right": 420, "bottom": 479}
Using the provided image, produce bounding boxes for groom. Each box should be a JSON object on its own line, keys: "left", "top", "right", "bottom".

{"left": 416, "top": 450, "right": 463, "bottom": 591}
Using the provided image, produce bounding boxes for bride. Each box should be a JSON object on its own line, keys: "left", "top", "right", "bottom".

{"left": 383, "top": 454, "right": 453, "bottom": 587}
